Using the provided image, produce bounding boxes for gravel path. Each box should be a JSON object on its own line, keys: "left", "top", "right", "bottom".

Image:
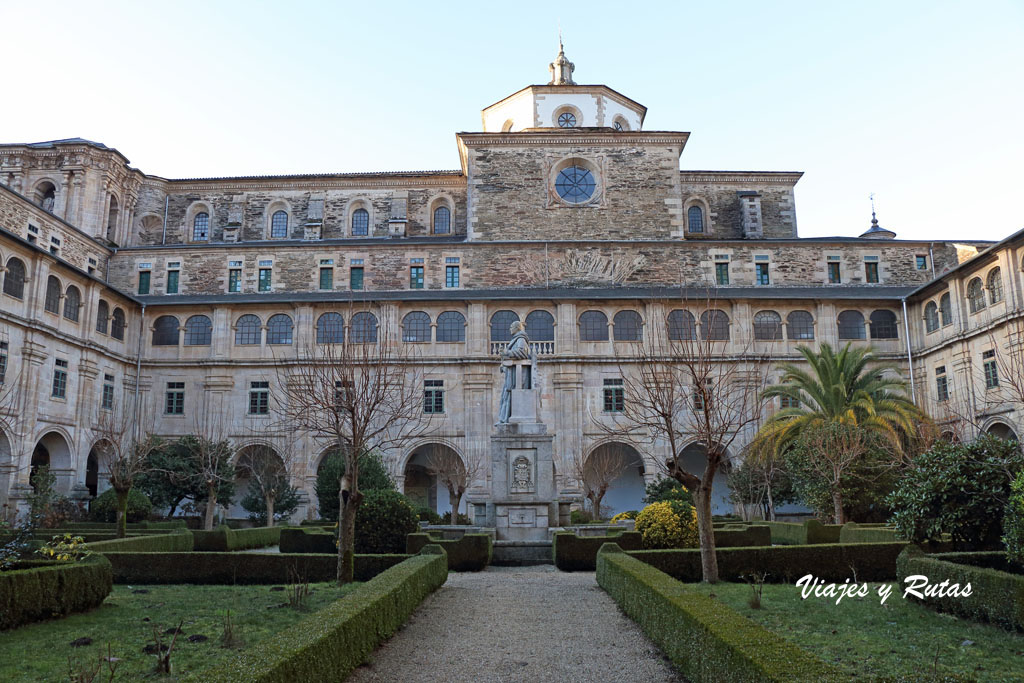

{"left": 348, "top": 565, "right": 683, "bottom": 683}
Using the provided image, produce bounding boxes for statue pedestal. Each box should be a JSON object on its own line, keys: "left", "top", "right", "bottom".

{"left": 488, "top": 419, "right": 556, "bottom": 541}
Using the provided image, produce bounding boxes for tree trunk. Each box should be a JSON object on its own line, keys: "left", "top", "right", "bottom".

{"left": 593, "top": 491, "right": 606, "bottom": 522}
{"left": 115, "top": 488, "right": 130, "bottom": 539}
{"left": 766, "top": 483, "right": 776, "bottom": 522}
{"left": 693, "top": 485, "right": 719, "bottom": 583}
{"left": 336, "top": 467, "right": 362, "bottom": 585}
{"left": 204, "top": 483, "right": 218, "bottom": 530}
{"left": 450, "top": 490, "right": 464, "bottom": 525}
{"left": 832, "top": 488, "right": 845, "bottom": 524}
{"left": 265, "top": 492, "right": 275, "bottom": 527}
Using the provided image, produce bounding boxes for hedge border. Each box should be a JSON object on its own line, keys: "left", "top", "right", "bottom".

{"left": 596, "top": 544, "right": 843, "bottom": 682}
{"left": 190, "top": 546, "right": 449, "bottom": 682}
{"left": 0, "top": 554, "right": 113, "bottom": 630}
{"left": 406, "top": 532, "right": 492, "bottom": 571}
{"left": 192, "top": 525, "right": 281, "bottom": 551}
{"left": 552, "top": 531, "right": 643, "bottom": 571}
{"left": 85, "top": 531, "right": 194, "bottom": 553}
{"left": 896, "top": 546, "right": 1024, "bottom": 630}
{"left": 713, "top": 525, "right": 771, "bottom": 548}
{"left": 763, "top": 520, "right": 842, "bottom": 545}
{"left": 839, "top": 522, "right": 900, "bottom": 544}
{"left": 279, "top": 527, "right": 335, "bottom": 554}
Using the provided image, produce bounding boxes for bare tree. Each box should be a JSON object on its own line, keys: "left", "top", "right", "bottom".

{"left": 423, "top": 443, "right": 484, "bottom": 525}
{"left": 275, "top": 305, "right": 431, "bottom": 584}
{"left": 599, "top": 295, "right": 772, "bottom": 583}
{"left": 237, "top": 424, "right": 297, "bottom": 527}
{"left": 181, "top": 400, "right": 234, "bottom": 531}
{"left": 572, "top": 443, "right": 640, "bottom": 520}
{"left": 91, "top": 405, "right": 162, "bottom": 538}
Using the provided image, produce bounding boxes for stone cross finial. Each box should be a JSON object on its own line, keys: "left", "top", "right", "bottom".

{"left": 548, "top": 39, "right": 575, "bottom": 85}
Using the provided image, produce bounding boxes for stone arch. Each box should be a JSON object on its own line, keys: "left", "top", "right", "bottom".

{"left": 428, "top": 194, "right": 456, "bottom": 235}
{"left": 33, "top": 179, "right": 58, "bottom": 212}
{"left": 232, "top": 441, "right": 288, "bottom": 520}
{"left": 185, "top": 201, "right": 213, "bottom": 242}
{"left": 676, "top": 441, "right": 734, "bottom": 515}
{"left": 86, "top": 438, "right": 115, "bottom": 498}
{"left": 984, "top": 420, "right": 1019, "bottom": 443}
{"left": 683, "top": 196, "right": 710, "bottom": 234}
{"left": 0, "top": 429, "right": 12, "bottom": 505}
{"left": 581, "top": 441, "right": 646, "bottom": 517}
{"left": 106, "top": 194, "right": 120, "bottom": 242}
{"left": 402, "top": 441, "right": 467, "bottom": 516}
{"left": 32, "top": 430, "right": 74, "bottom": 494}
{"left": 346, "top": 197, "right": 373, "bottom": 237}
{"left": 266, "top": 199, "right": 292, "bottom": 239}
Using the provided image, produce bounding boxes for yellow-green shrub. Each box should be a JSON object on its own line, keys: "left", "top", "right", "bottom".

{"left": 610, "top": 510, "right": 638, "bottom": 524}
{"left": 635, "top": 501, "right": 698, "bottom": 549}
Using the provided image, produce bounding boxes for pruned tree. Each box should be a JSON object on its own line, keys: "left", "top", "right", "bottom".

{"left": 275, "top": 305, "right": 432, "bottom": 584}
{"left": 179, "top": 400, "right": 234, "bottom": 530}
{"left": 598, "top": 294, "right": 773, "bottom": 583}
{"left": 237, "top": 424, "right": 297, "bottom": 527}
{"left": 423, "top": 443, "right": 484, "bottom": 526}
{"left": 91, "top": 405, "right": 162, "bottom": 538}
{"left": 572, "top": 443, "right": 640, "bottom": 521}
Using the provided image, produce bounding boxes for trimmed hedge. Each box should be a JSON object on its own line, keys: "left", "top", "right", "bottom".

{"left": 191, "top": 546, "right": 448, "bottom": 682}
{"left": 406, "top": 532, "right": 492, "bottom": 571}
{"left": 101, "top": 551, "right": 410, "bottom": 584}
{"left": 63, "top": 520, "right": 188, "bottom": 531}
{"left": 897, "top": 546, "right": 1024, "bottom": 630}
{"left": 552, "top": 530, "right": 643, "bottom": 571}
{"left": 596, "top": 544, "right": 843, "bottom": 682}
{"left": 192, "top": 525, "right": 281, "bottom": 551}
{"left": 839, "top": 522, "right": 900, "bottom": 544}
{"left": 763, "top": 520, "right": 842, "bottom": 545}
{"left": 713, "top": 525, "right": 771, "bottom": 548}
{"left": 629, "top": 542, "right": 907, "bottom": 582}
{"left": 86, "top": 531, "right": 194, "bottom": 553}
{"left": 279, "top": 527, "right": 336, "bottom": 554}
{"left": 0, "top": 554, "right": 113, "bottom": 630}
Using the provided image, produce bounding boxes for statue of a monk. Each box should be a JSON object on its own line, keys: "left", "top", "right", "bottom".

{"left": 497, "top": 320, "right": 532, "bottom": 424}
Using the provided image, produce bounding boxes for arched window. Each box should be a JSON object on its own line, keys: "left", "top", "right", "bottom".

{"left": 403, "top": 312, "right": 432, "bottom": 342}
{"left": 700, "top": 310, "right": 730, "bottom": 341}
{"left": 939, "top": 293, "right": 952, "bottom": 327}
{"left": 490, "top": 310, "right": 520, "bottom": 342}
{"left": 753, "top": 310, "right": 783, "bottom": 340}
{"left": 266, "top": 314, "right": 293, "bottom": 345}
{"left": 106, "top": 195, "right": 119, "bottom": 242}
{"left": 869, "top": 310, "right": 899, "bottom": 339}
{"left": 433, "top": 206, "right": 451, "bottom": 234}
{"left": 436, "top": 311, "right": 466, "bottom": 342}
{"left": 152, "top": 316, "right": 180, "bottom": 346}
{"left": 967, "top": 278, "right": 986, "bottom": 313}
{"left": 63, "top": 286, "right": 81, "bottom": 322}
{"left": 235, "top": 314, "right": 262, "bottom": 345}
{"left": 924, "top": 302, "right": 939, "bottom": 333}
{"left": 270, "top": 210, "right": 288, "bottom": 239}
{"left": 3, "top": 258, "right": 26, "bottom": 299}
{"left": 687, "top": 205, "right": 704, "bottom": 233}
{"left": 786, "top": 310, "right": 814, "bottom": 340}
{"left": 525, "top": 310, "right": 555, "bottom": 342}
{"left": 576, "top": 311, "right": 606, "bottom": 341}
{"left": 837, "top": 310, "right": 865, "bottom": 340}
{"left": 987, "top": 268, "right": 1003, "bottom": 304}
{"left": 192, "top": 212, "right": 209, "bottom": 241}
{"left": 667, "top": 310, "right": 696, "bottom": 340}
{"left": 184, "top": 315, "right": 212, "bottom": 345}
{"left": 350, "top": 312, "right": 378, "bottom": 343}
{"left": 96, "top": 300, "right": 109, "bottom": 334}
{"left": 316, "top": 313, "right": 345, "bottom": 344}
{"left": 44, "top": 275, "right": 61, "bottom": 314}
{"left": 111, "top": 308, "right": 126, "bottom": 341}
{"left": 351, "top": 208, "right": 369, "bottom": 236}
{"left": 613, "top": 310, "right": 643, "bottom": 341}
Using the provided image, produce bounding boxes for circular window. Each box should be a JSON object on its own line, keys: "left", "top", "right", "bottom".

{"left": 555, "top": 166, "right": 596, "bottom": 203}
{"left": 557, "top": 112, "right": 577, "bottom": 128}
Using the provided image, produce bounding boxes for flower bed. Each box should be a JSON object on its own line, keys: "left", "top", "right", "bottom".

{"left": 0, "top": 554, "right": 113, "bottom": 630}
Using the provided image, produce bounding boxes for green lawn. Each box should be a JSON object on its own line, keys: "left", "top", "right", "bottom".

{"left": 690, "top": 582, "right": 1024, "bottom": 681}
{"left": 0, "top": 582, "right": 359, "bottom": 681}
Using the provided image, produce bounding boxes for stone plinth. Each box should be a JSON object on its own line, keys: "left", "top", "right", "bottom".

{"left": 489, "top": 420, "right": 557, "bottom": 541}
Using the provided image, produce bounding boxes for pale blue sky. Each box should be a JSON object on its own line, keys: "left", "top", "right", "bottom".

{"left": 2, "top": 0, "right": 1022, "bottom": 241}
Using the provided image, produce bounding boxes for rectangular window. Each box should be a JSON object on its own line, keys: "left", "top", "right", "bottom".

{"left": 165, "top": 381, "right": 184, "bottom": 415}
{"left": 101, "top": 373, "right": 115, "bottom": 410}
{"left": 827, "top": 261, "right": 841, "bottom": 284}
{"left": 0, "top": 341, "right": 7, "bottom": 384}
{"left": 410, "top": 266, "right": 424, "bottom": 289}
{"left": 228, "top": 268, "right": 242, "bottom": 293}
{"left": 423, "top": 379, "right": 445, "bottom": 414}
{"left": 779, "top": 395, "right": 799, "bottom": 409}
{"left": 258, "top": 268, "right": 272, "bottom": 292}
{"left": 983, "top": 350, "right": 999, "bottom": 389}
{"left": 864, "top": 257, "right": 880, "bottom": 283}
{"left": 138, "top": 271, "right": 151, "bottom": 295}
{"left": 249, "top": 381, "right": 270, "bottom": 415}
{"left": 603, "top": 378, "right": 624, "bottom": 413}
{"left": 916, "top": 255, "right": 929, "bottom": 271}
{"left": 51, "top": 359, "right": 68, "bottom": 399}
{"left": 755, "top": 263, "right": 770, "bottom": 286}
{"left": 166, "top": 269, "right": 179, "bottom": 295}
{"left": 446, "top": 265, "right": 460, "bottom": 288}
{"left": 715, "top": 262, "right": 729, "bottom": 286}
{"left": 350, "top": 267, "right": 364, "bottom": 290}
{"left": 935, "top": 367, "right": 949, "bottom": 402}
{"left": 319, "top": 267, "right": 333, "bottom": 290}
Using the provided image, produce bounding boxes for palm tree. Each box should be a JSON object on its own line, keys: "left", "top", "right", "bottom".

{"left": 754, "top": 342, "right": 920, "bottom": 522}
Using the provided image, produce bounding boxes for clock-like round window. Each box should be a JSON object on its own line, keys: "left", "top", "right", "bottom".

{"left": 555, "top": 165, "right": 595, "bottom": 203}
{"left": 557, "top": 112, "right": 577, "bottom": 128}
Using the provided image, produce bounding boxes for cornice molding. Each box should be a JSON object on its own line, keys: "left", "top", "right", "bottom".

{"left": 679, "top": 171, "right": 804, "bottom": 185}
{"left": 457, "top": 131, "right": 688, "bottom": 147}
{"left": 160, "top": 174, "right": 466, "bottom": 193}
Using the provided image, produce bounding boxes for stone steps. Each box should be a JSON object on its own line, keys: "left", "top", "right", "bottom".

{"left": 491, "top": 540, "right": 553, "bottom": 566}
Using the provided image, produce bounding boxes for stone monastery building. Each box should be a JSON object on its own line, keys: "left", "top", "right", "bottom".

{"left": 1, "top": 46, "right": 1021, "bottom": 522}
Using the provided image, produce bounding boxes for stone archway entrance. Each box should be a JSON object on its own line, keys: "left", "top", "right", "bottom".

{"left": 403, "top": 444, "right": 466, "bottom": 517}
{"left": 32, "top": 432, "right": 74, "bottom": 494}
{"left": 986, "top": 422, "right": 1019, "bottom": 442}
{"left": 677, "top": 442, "right": 733, "bottom": 515}
{"left": 582, "top": 442, "right": 646, "bottom": 518}
{"left": 233, "top": 443, "right": 287, "bottom": 522}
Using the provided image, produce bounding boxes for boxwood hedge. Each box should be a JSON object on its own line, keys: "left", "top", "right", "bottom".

{"left": 713, "top": 525, "right": 771, "bottom": 548}
{"left": 897, "top": 546, "right": 1024, "bottom": 630}
{"left": 279, "top": 527, "right": 336, "bottom": 554}
{"left": 0, "top": 554, "right": 113, "bottom": 630}
{"left": 190, "top": 546, "right": 448, "bottom": 682}
{"left": 406, "top": 532, "right": 492, "bottom": 571}
{"left": 839, "top": 522, "right": 900, "bottom": 544}
{"left": 596, "top": 544, "right": 843, "bottom": 682}
{"left": 84, "top": 531, "right": 194, "bottom": 553}
{"left": 552, "top": 530, "right": 643, "bottom": 571}
{"left": 192, "top": 525, "right": 281, "bottom": 551}
{"left": 629, "top": 542, "right": 907, "bottom": 582}
{"left": 763, "top": 520, "right": 842, "bottom": 545}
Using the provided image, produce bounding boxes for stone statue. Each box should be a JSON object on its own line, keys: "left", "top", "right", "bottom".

{"left": 41, "top": 193, "right": 55, "bottom": 212}
{"left": 497, "top": 320, "right": 532, "bottom": 424}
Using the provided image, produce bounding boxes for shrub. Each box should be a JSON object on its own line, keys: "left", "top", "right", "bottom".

{"left": 713, "top": 524, "right": 771, "bottom": 548}
{"left": 569, "top": 509, "right": 592, "bottom": 524}
{"left": 762, "top": 519, "right": 842, "bottom": 545}
{"left": 191, "top": 548, "right": 448, "bottom": 682}
{"left": 0, "top": 554, "right": 113, "bottom": 630}
{"left": 315, "top": 451, "right": 394, "bottom": 522}
{"left": 643, "top": 477, "right": 694, "bottom": 505}
{"left": 407, "top": 532, "right": 492, "bottom": 571}
{"left": 596, "top": 544, "right": 843, "bottom": 681}
{"left": 839, "top": 522, "right": 900, "bottom": 543}
{"left": 280, "top": 527, "right": 337, "bottom": 554}
{"left": 888, "top": 434, "right": 1024, "bottom": 550}
{"left": 87, "top": 531, "right": 194, "bottom": 553}
{"left": 635, "top": 501, "right": 698, "bottom": 549}
{"left": 89, "top": 488, "right": 152, "bottom": 523}
{"left": 1004, "top": 471, "right": 1024, "bottom": 567}
{"left": 610, "top": 510, "right": 638, "bottom": 524}
{"left": 415, "top": 506, "right": 441, "bottom": 524}
{"left": 439, "top": 511, "right": 472, "bottom": 525}
{"left": 553, "top": 530, "right": 643, "bottom": 571}
{"left": 355, "top": 490, "right": 419, "bottom": 554}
